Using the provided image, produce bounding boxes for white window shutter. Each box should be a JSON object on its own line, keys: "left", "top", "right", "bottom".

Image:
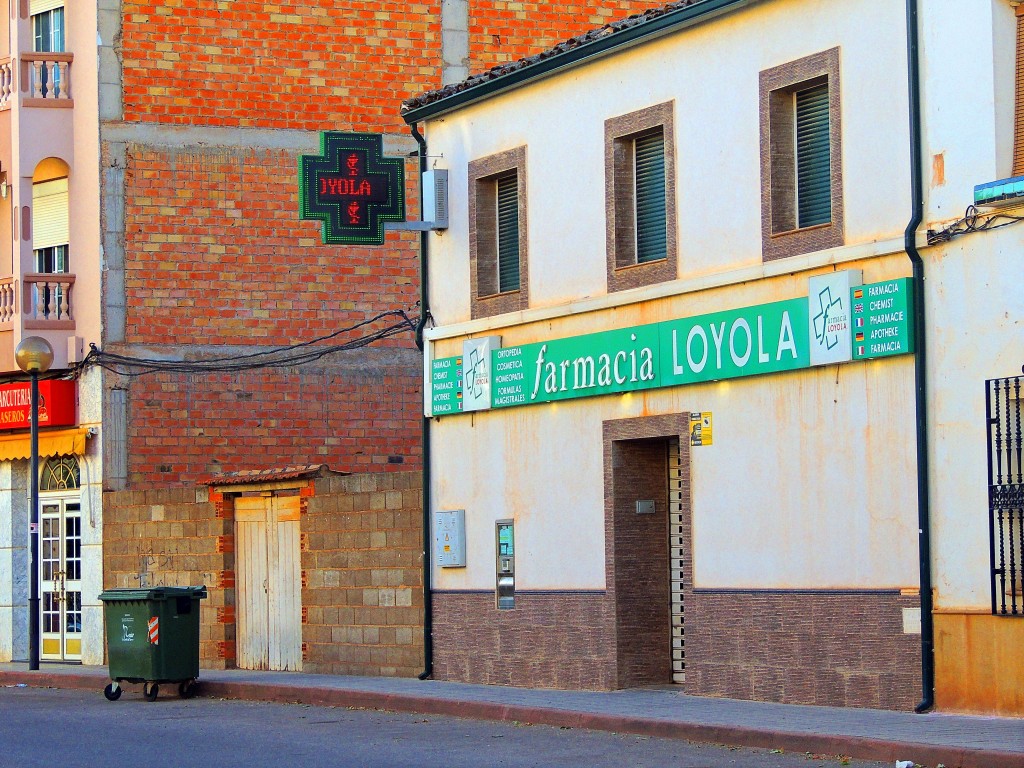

{"left": 30, "top": 0, "right": 64, "bottom": 16}
{"left": 32, "top": 178, "right": 69, "bottom": 251}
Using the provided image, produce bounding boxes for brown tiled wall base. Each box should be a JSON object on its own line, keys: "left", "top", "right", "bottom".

{"left": 686, "top": 590, "right": 920, "bottom": 710}
{"left": 432, "top": 591, "right": 616, "bottom": 690}
{"left": 103, "top": 471, "right": 423, "bottom": 676}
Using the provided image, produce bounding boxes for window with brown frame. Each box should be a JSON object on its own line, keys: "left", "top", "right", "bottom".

{"left": 759, "top": 47, "right": 844, "bottom": 262}
{"left": 468, "top": 146, "right": 528, "bottom": 319}
{"left": 605, "top": 102, "right": 677, "bottom": 293}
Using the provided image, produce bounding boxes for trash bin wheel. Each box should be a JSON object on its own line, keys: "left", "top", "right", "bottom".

{"left": 178, "top": 680, "right": 195, "bottom": 699}
{"left": 103, "top": 683, "right": 122, "bottom": 702}
{"left": 143, "top": 682, "right": 159, "bottom": 702}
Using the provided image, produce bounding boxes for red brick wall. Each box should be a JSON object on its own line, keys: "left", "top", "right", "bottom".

{"left": 118, "top": 144, "right": 422, "bottom": 486}
{"left": 468, "top": 1, "right": 671, "bottom": 72}
{"left": 122, "top": 147, "right": 420, "bottom": 348}
{"left": 121, "top": 1, "right": 443, "bottom": 132}
{"left": 126, "top": 363, "right": 421, "bottom": 486}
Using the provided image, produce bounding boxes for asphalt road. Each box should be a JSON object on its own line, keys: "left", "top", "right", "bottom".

{"left": 0, "top": 685, "right": 891, "bottom": 768}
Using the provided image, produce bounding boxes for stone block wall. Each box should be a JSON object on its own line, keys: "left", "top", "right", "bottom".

{"left": 102, "top": 485, "right": 234, "bottom": 666}
{"left": 302, "top": 471, "right": 424, "bottom": 677}
{"left": 103, "top": 470, "right": 423, "bottom": 675}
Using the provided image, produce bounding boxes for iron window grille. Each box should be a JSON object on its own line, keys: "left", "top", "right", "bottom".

{"left": 987, "top": 375, "right": 1023, "bottom": 616}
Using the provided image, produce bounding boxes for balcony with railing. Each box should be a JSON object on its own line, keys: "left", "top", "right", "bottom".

{"left": 0, "top": 52, "right": 73, "bottom": 110}
{"left": 0, "top": 273, "right": 76, "bottom": 332}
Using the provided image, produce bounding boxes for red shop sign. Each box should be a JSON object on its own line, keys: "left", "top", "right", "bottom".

{"left": 0, "top": 380, "right": 77, "bottom": 430}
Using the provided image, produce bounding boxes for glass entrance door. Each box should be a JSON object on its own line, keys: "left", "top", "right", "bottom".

{"left": 40, "top": 498, "right": 82, "bottom": 661}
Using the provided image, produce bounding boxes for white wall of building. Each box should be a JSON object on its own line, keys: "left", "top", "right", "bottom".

{"left": 927, "top": 226, "right": 1024, "bottom": 610}
{"left": 425, "top": 0, "right": 912, "bottom": 326}
{"left": 422, "top": 0, "right": 1022, "bottom": 616}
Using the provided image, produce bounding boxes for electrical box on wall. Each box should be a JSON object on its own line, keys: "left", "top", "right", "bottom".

{"left": 422, "top": 169, "right": 449, "bottom": 229}
{"left": 435, "top": 509, "right": 466, "bottom": 567}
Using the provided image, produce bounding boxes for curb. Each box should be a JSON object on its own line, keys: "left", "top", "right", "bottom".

{"left": 3, "top": 671, "right": 1023, "bottom": 768}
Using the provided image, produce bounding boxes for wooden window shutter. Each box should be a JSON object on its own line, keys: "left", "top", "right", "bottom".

{"left": 496, "top": 173, "right": 520, "bottom": 293}
{"left": 32, "top": 178, "right": 69, "bottom": 250}
{"left": 795, "top": 82, "right": 831, "bottom": 228}
{"left": 635, "top": 130, "right": 667, "bottom": 263}
{"left": 1014, "top": 6, "right": 1024, "bottom": 177}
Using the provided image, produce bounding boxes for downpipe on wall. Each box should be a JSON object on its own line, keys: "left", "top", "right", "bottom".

{"left": 904, "top": 0, "right": 934, "bottom": 714}
{"left": 410, "top": 122, "right": 434, "bottom": 681}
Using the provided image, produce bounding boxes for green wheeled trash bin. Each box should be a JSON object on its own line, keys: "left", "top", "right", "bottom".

{"left": 98, "top": 586, "right": 207, "bottom": 702}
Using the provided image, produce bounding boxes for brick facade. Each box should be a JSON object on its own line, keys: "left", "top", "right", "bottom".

{"left": 468, "top": 1, "right": 671, "bottom": 72}
{"left": 687, "top": 590, "right": 920, "bottom": 710}
{"left": 103, "top": 470, "right": 423, "bottom": 676}
{"left": 107, "top": 2, "right": 666, "bottom": 487}
{"left": 124, "top": 361, "right": 421, "bottom": 486}
{"left": 432, "top": 591, "right": 615, "bottom": 689}
{"left": 120, "top": 2, "right": 443, "bottom": 132}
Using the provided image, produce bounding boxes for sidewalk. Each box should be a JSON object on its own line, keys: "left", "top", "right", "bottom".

{"left": 2, "top": 663, "right": 1022, "bottom": 768}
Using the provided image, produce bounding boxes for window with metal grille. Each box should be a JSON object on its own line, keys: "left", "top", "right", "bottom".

{"left": 795, "top": 83, "right": 831, "bottom": 228}
{"left": 987, "top": 375, "right": 1024, "bottom": 617}
{"left": 496, "top": 173, "right": 520, "bottom": 293}
{"left": 635, "top": 131, "right": 667, "bottom": 263}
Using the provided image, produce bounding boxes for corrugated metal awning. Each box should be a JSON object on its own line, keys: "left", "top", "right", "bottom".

{"left": 0, "top": 427, "right": 90, "bottom": 461}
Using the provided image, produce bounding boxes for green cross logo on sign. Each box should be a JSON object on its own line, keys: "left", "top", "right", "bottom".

{"left": 298, "top": 132, "right": 406, "bottom": 245}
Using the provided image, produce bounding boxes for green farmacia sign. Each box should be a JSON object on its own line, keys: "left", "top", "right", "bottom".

{"left": 429, "top": 278, "right": 912, "bottom": 416}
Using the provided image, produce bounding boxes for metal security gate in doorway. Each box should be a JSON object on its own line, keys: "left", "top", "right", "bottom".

{"left": 987, "top": 374, "right": 1023, "bottom": 615}
{"left": 668, "top": 436, "right": 686, "bottom": 682}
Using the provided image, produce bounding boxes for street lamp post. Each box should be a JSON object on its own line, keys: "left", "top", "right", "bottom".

{"left": 15, "top": 336, "right": 54, "bottom": 671}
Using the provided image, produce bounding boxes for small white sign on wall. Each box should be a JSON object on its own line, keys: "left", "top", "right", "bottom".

{"left": 808, "top": 270, "right": 862, "bottom": 366}
{"left": 435, "top": 509, "right": 466, "bottom": 568}
{"left": 462, "top": 336, "right": 501, "bottom": 412}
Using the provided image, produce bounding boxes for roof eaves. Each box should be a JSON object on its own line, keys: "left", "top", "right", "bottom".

{"left": 402, "top": 0, "right": 753, "bottom": 125}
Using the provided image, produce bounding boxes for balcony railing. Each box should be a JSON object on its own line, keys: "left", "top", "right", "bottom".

{"left": 23, "top": 273, "right": 75, "bottom": 330}
{"left": 0, "top": 277, "right": 15, "bottom": 330}
{"left": 22, "top": 52, "right": 72, "bottom": 103}
{"left": 0, "top": 57, "right": 13, "bottom": 110}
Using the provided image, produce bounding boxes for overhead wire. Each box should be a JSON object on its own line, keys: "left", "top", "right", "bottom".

{"left": 0, "top": 308, "right": 419, "bottom": 384}
{"left": 927, "top": 204, "right": 1024, "bottom": 244}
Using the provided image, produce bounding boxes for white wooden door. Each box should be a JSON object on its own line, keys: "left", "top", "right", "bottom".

{"left": 235, "top": 493, "right": 302, "bottom": 671}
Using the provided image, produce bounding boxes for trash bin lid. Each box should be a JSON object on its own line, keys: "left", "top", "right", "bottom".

{"left": 98, "top": 585, "right": 208, "bottom": 602}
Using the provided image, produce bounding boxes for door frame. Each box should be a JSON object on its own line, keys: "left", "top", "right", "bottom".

{"left": 38, "top": 491, "right": 82, "bottom": 661}
{"left": 232, "top": 484, "right": 304, "bottom": 672}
